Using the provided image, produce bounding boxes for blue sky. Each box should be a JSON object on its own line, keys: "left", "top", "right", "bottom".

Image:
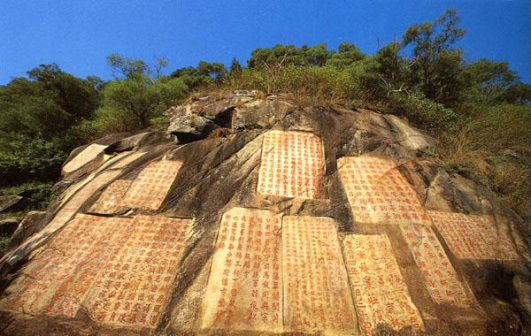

{"left": 1, "top": 0, "right": 530, "bottom": 84}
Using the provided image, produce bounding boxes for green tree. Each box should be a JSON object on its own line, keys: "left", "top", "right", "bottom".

{"left": 326, "top": 43, "right": 365, "bottom": 68}
{"left": 465, "top": 59, "right": 519, "bottom": 101}
{"left": 89, "top": 54, "right": 188, "bottom": 133}
{"left": 247, "top": 44, "right": 331, "bottom": 68}
{"left": 401, "top": 9, "right": 466, "bottom": 105}
{"left": 501, "top": 83, "right": 531, "bottom": 104}
{"left": 230, "top": 58, "right": 242, "bottom": 74}
{"left": 0, "top": 64, "right": 99, "bottom": 137}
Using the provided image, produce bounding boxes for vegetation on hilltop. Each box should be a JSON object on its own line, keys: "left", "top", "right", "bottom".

{"left": 0, "top": 9, "right": 530, "bottom": 227}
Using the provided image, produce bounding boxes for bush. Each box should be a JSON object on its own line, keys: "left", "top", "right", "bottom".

{"left": 390, "top": 91, "right": 460, "bottom": 132}
{"left": 0, "top": 134, "right": 69, "bottom": 186}
{"left": 439, "top": 103, "right": 531, "bottom": 209}
{"left": 223, "top": 65, "right": 359, "bottom": 105}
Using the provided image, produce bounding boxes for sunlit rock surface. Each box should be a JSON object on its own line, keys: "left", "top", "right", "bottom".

{"left": 0, "top": 91, "right": 529, "bottom": 336}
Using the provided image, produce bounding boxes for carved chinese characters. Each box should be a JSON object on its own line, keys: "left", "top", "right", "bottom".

{"left": 338, "top": 157, "right": 430, "bottom": 225}
{"left": 89, "top": 180, "right": 133, "bottom": 214}
{"left": 85, "top": 215, "right": 193, "bottom": 328}
{"left": 123, "top": 160, "right": 182, "bottom": 210}
{"left": 0, "top": 215, "right": 192, "bottom": 329}
{"left": 283, "top": 216, "right": 357, "bottom": 335}
{"left": 429, "top": 211, "right": 518, "bottom": 260}
{"left": 62, "top": 144, "right": 107, "bottom": 173}
{"left": 45, "top": 216, "right": 133, "bottom": 317}
{"left": 0, "top": 215, "right": 131, "bottom": 315}
{"left": 200, "top": 208, "right": 283, "bottom": 333}
{"left": 343, "top": 234, "right": 424, "bottom": 335}
{"left": 257, "top": 131, "right": 324, "bottom": 199}
{"left": 5, "top": 170, "right": 124, "bottom": 266}
{"left": 471, "top": 215, "right": 519, "bottom": 260}
{"left": 400, "top": 224, "right": 473, "bottom": 307}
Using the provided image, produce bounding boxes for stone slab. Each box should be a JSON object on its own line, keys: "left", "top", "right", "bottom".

{"left": 400, "top": 224, "right": 474, "bottom": 307}
{"left": 338, "top": 157, "right": 430, "bottom": 225}
{"left": 83, "top": 215, "right": 193, "bottom": 328}
{"left": 123, "top": 160, "right": 182, "bottom": 210}
{"left": 200, "top": 208, "right": 283, "bottom": 333}
{"left": 0, "top": 215, "right": 132, "bottom": 315}
{"left": 257, "top": 131, "right": 325, "bottom": 199}
{"left": 430, "top": 211, "right": 518, "bottom": 261}
{"left": 471, "top": 215, "right": 519, "bottom": 260}
{"left": 343, "top": 234, "right": 424, "bottom": 335}
{"left": 283, "top": 216, "right": 358, "bottom": 335}
{"left": 45, "top": 216, "right": 133, "bottom": 317}
{"left": 429, "top": 211, "right": 489, "bottom": 260}
{"left": 63, "top": 144, "right": 107, "bottom": 173}
{"left": 88, "top": 180, "right": 133, "bottom": 214}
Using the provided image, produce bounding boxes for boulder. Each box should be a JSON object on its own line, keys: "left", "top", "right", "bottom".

{"left": 167, "top": 108, "right": 218, "bottom": 142}
{"left": 0, "top": 195, "right": 24, "bottom": 213}
{"left": 0, "top": 91, "right": 529, "bottom": 336}
{"left": 8, "top": 211, "right": 48, "bottom": 249}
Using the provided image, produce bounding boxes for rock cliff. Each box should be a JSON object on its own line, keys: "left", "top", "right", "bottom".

{"left": 0, "top": 91, "right": 530, "bottom": 336}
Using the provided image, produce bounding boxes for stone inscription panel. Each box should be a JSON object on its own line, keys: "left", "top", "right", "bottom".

{"left": 63, "top": 144, "right": 107, "bottom": 173}
{"left": 85, "top": 215, "right": 193, "bottom": 328}
{"left": 472, "top": 215, "right": 519, "bottom": 260}
{"left": 200, "top": 208, "right": 283, "bottom": 333}
{"left": 45, "top": 216, "right": 133, "bottom": 317}
{"left": 123, "top": 160, "right": 183, "bottom": 210}
{"left": 283, "top": 216, "right": 357, "bottom": 335}
{"left": 343, "top": 234, "right": 424, "bottom": 335}
{"left": 429, "top": 211, "right": 518, "bottom": 260}
{"left": 400, "top": 224, "right": 473, "bottom": 307}
{"left": 89, "top": 180, "right": 133, "bottom": 214}
{"left": 257, "top": 131, "right": 324, "bottom": 199}
{"left": 429, "top": 211, "right": 490, "bottom": 260}
{"left": 0, "top": 215, "right": 131, "bottom": 315}
{"left": 338, "top": 157, "right": 430, "bottom": 225}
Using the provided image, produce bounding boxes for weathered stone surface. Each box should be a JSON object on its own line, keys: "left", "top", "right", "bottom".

{"left": 88, "top": 180, "right": 132, "bottom": 214}
{"left": 1, "top": 214, "right": 193, "bottom": 329}
{"left": 83, "top": 215, "right": 193, "bottom": 328}
{"left": 257, "top": 131, "right": 325, "bottom": 199}
{"left": 343, "top": 234, "right": 424, "bottom": 335}
{"left": 3, "top": 169, "right": 123, "bottom": 266}
{"left": 62, "top": 143, "right": 107, "bottom": 174}
{"left": 338, "top": 156, "right": 431, "bottom": 225}
{"left": 283, "top": 216, "right": 358, "bottom": 335}
{"left": 0, "top": 91, "right": 530, "bottom": 336}
{"left": 0, "top": 195, "right": 24, "bottom": 213}
{"left": 200, "top": 207, "right": 283, "bottom": 333}
{"left": 400, "top": 224, "right": 476, "bottom": 307}
{"left": 167, "top": 106, "right": 218, "bottom": 143}
{"left": 122, "top": 160, "right": 182, "bottom": 210}
{"left": 429, "top": 211, "right": 518, "bottom": 260}
{"left": 8, "top": 212, "right": 48, "bottom": 249}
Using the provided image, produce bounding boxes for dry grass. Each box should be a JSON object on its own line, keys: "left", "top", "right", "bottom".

{"left": 222, "top": 66, "right": 361, "bottom": 108}
{"left": 438, "top": 104, "right": 531, "bottom": 211}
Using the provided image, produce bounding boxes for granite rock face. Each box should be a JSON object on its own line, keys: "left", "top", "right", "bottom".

{"left": 0, "top": 91, "right": 530, "bottom": 336}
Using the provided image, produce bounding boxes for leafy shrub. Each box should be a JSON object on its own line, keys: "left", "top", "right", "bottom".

{"left": 224, "top": 65, "right": 359, "bottom": 105}
{"left": 0, "top": 134, "right": 69, "bottom": 186}
{"left": 390, "top": 91, "right": 460, "bottom": 132}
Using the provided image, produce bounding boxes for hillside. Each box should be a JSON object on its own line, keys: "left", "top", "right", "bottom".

{"left": 0, "top": 91, "right": 529, "bottom": 335}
